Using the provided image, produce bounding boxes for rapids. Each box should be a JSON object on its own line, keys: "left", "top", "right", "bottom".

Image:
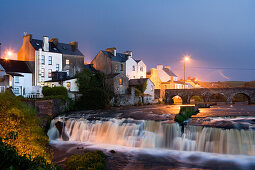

{"left": 48, "top": 117, "right": 255, "bottom": 155}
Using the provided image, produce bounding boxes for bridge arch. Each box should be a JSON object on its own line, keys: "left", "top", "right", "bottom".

{"left": 209, "top": 93, "right": 227, "bottom": 103}
{"left": 231, "top": 93, "right": 251, "bottom": 104}
{"left": 189, "top": 95, "right": 204, "bottom": 104}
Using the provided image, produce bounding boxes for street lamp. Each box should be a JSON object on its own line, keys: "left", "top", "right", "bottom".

{"left": 183, "top": 56, "right": 190, "bottom": 89}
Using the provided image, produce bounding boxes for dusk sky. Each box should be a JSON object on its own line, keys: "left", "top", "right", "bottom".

{"left": 0, "top": 0, "right": 255, "bottom": 82}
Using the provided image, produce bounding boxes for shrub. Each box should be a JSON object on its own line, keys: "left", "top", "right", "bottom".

{"left": 0, "top": 136, "right": 59, "bottom": 170}
{"left": 174, "top": 107, "right": 197, "bottom": 124}
{"left": 0, "top": 91, "right": 52, "bottom": 163}
{"left": 65, "top": 151, "right": 106, "bottom": 170}
{"left": 42, "top": 86, "right": 68, "bottom": 98}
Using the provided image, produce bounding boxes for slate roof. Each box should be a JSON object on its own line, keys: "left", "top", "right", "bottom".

{"left": 135, "top": 60, "right": 141, "bottom": 63}
{"left": 56, "top": 43, "right": 84, "bottom": 56}
{"left": 30, "top": 39, "right": 60, "bottom": 53}
{"left": 102, "top": 51, "right": 127, "bottom": 62}
{"left": 84, "top": 64, "right": 97, "bottom": 72}
{"left": 0, "top": 59, "right": 32, "bottom": 73}
{"left": 30, "top": 39, "right": 84, "bottom": 56}
{"left": 129, "top": 78, "right": 149, "bottom": 86}
{"left": 163, "top": 68, "right": 177, "bottom": 77}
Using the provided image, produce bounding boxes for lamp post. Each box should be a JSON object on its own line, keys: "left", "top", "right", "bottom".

{"left": 183, "top": 56, "right": 190, "bottom": 89}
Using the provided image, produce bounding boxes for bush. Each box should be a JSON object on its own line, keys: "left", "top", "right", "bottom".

{"left": 0, "top": 91, "right": 52, "bottom": 163}
{"left": 174, "top": 107, "right": 197, "bottom": 124}
{"left": 42, "top": 86, "right": 68, "bottom": 97}
{"left": 75, "top": 88, "right": 110, "bottom": 110}
{"left": 0, "top": 136, "right": 59, "bottom": 170}
{"left": 65, "top": 151, "right": 106, "bottom": 170}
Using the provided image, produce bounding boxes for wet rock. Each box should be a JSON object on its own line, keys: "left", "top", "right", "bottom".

{"left": 77, "top": 147, "right": 84, "bottom": 150}
{"left": 110, "top": 150, "right": 116, "bottom": 153}
{"left": 234, "top": 122, "right": 250, "bottom": 130}
{"left": 55, "top": 121, "right": 69, "bottom": 141}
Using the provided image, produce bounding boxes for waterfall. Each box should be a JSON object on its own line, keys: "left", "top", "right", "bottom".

{"left": 47, "top": 117, "right": 255, "bottom": 155}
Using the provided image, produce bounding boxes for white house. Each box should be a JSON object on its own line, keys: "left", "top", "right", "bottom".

{"left": 123, "top": 51, "right": 147, "bottom": 80}
{"left": 0, "top": 59, "right": 41, "bottom": 97}
{"left": 129, "top": 78, "right": 155, "bottom": 103}
{"left": 136, "top": 60, "right": 146, "bottom": 78}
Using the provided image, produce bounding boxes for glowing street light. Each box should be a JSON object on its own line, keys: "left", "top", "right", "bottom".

{"left": 183, "top": 55, "right": 190, "bottom": 89}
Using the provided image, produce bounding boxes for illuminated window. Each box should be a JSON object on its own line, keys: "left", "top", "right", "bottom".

{"left": 41, "top": 68, "right": 45, "bottom": 77}
{"left": 56, "top": 64, "right": 59, "bottom": 71}
{"left": 119, "top": 78, "right": 123, "bottom": 85}
{"left": 52, "top": 84, "right": 55, "bottom": 87}
{"left": 140, "top": 76, "right": 143, "bottom": 78}
{"left": 66, "top": 82, "right": 71, "bottom": 89}
{"left": 41, "top": 55, "right": 45, "bottom": 65}
{"left": 120, "top": 64, "right": 123, "bottom": 71}
{"left": 132, "top": 65, "right": 135, "bottom": 71}
{"left": 48, "top": 56, "right": 52, "bottom": 65}
{"left": 48, "top": 69, "right": 52, "bottom": 78}
{"left": 66, "top": 59, "right": 70, "bottom": 65}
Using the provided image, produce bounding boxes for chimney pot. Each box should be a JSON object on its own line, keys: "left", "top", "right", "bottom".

{"left": 43, "top": 36, "right": 49, "bottom": 51}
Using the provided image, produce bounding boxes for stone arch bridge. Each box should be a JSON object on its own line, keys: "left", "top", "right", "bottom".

{"left": 162, "top": 88, "right": 255, "bottom": 104}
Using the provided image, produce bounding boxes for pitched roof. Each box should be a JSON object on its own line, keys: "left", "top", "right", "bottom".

{"left": 30, "top": 39, "right": 84, "bottom": 56}
{"left": 30, "top": 39, "right": 60, "bottom": 53}
{"left": 0, "top": 59, "right": 32, "bottom": 73}
{"left": 129, "top": 78, "right": 148, "bottom": 86}
{"left": 84, "top": 64, "right": 97, "bottom": 72}
{"left": 135, "top": 59, "right": 141, "bottom": 63}
{"left": 56, "top": 43, "right": 84, "bottom": 56}
{"left": 164, "top": 68, "right": 177, "bottom": 77}
{"left": 102, "top": 51, "right": 127, "bottom": 62}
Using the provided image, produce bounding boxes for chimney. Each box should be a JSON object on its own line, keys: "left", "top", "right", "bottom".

{"left": 164, "top": 66, "right": 170, "bottom": 70}
{"left": 50, "top": 38, "right": 58, "bottom": 46}
{"left": 69, "top": 41, "right": 78, "bottom": 51}
{"left": 157, "top": 65, "right": 163, "bottom": 70}
{"left": 105, "top": 47, "right": 117, "bottom": 56}
{"left": 43, "top": 36, "right": 49, "bottom": 51}
{"left": 124, "top": 51, "right": 132, "bottom": 59}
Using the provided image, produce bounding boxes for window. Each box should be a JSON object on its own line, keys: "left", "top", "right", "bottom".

{"left": 48, "top": 56, "right": 52, "bottom": 65}
{"left": 51, "top": 84, "right": 55, "bottom": 87}
{"left": 48, "top": 69, "right": 52, "bottom": 78}
{"left": 120, "top": 64, "right": 123, "bottom": 71}
{"left": 66, "top": 82, "right": 71, "bottom": 89}
{"left": 56, "top": 64, "right": 59, "bottom": 71}
{"left": 15, "top": 76, "right": 19, "bottom": 83}
{"left": 119, "top": 78, "right": 123, "bottom": 85}
{"left": 132, "top": 65, "right": 135, "bottom": 71}
{"left": 66, "top": 59, "right": 70, "bottom": 65}
{"left": 41, "top": 68, "right": 45, "bottom": 77}
{"left": 140, "top": 67, "right": 143, "bottom": 72}
{"left": 151, "top": 85, "right": 153, "bottom": 91}
{"left": 14, "top": 88, "right": 19, "bottom": 94}
{"left": 41, "top": 55, "right": 45, "bottom": 65}
{"left": 140, "top": 76, "right": 143, "bottom": 78}
{"left": 66, "top": 69, "right": 69, "bottom": 76}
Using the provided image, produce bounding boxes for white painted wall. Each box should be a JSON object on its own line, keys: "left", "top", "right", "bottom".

{"left": 12, "top": 73, "right": 33, "bottom": 96}
{"left": 126, "top": 57, "right": 138, "bottom": 79}
{"left": 35, "top": 49, "right": 62, "bottom": 86}
{"left": 46, "top": 78, "right": 78, "bottom": 92}
{"left": 144, "top": 79, "right": 155, "bottom": 99}
{"left": 137, "top": 60, "right": 146, "bottom": 78}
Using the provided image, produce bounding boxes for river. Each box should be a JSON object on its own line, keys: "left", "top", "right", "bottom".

{"left": 48, "top": 104, "right": 255, "bottom": 170}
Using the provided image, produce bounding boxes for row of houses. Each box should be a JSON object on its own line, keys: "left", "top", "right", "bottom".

{"left": 0, "top": 34, "right": 200, "bottom": 103}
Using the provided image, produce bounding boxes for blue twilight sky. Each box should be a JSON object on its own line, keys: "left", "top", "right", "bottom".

{"left": 0, "top": 0, "right": 255, "bottom": 81}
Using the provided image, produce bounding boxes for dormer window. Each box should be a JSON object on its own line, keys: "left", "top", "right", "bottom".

{"left": 132, "top": 65, "right": 135, "bottom": 71}
{"left": 140, "top": 67, "right": 143, "bottom": 72}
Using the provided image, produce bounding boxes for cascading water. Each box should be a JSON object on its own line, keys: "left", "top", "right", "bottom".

{"left": 48, "top": 117, "right": 255, "bottom": 155}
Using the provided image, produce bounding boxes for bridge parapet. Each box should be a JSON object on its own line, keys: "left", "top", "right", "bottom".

{"left": 164, "top": 88, "right": 255, "bottom": 104}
